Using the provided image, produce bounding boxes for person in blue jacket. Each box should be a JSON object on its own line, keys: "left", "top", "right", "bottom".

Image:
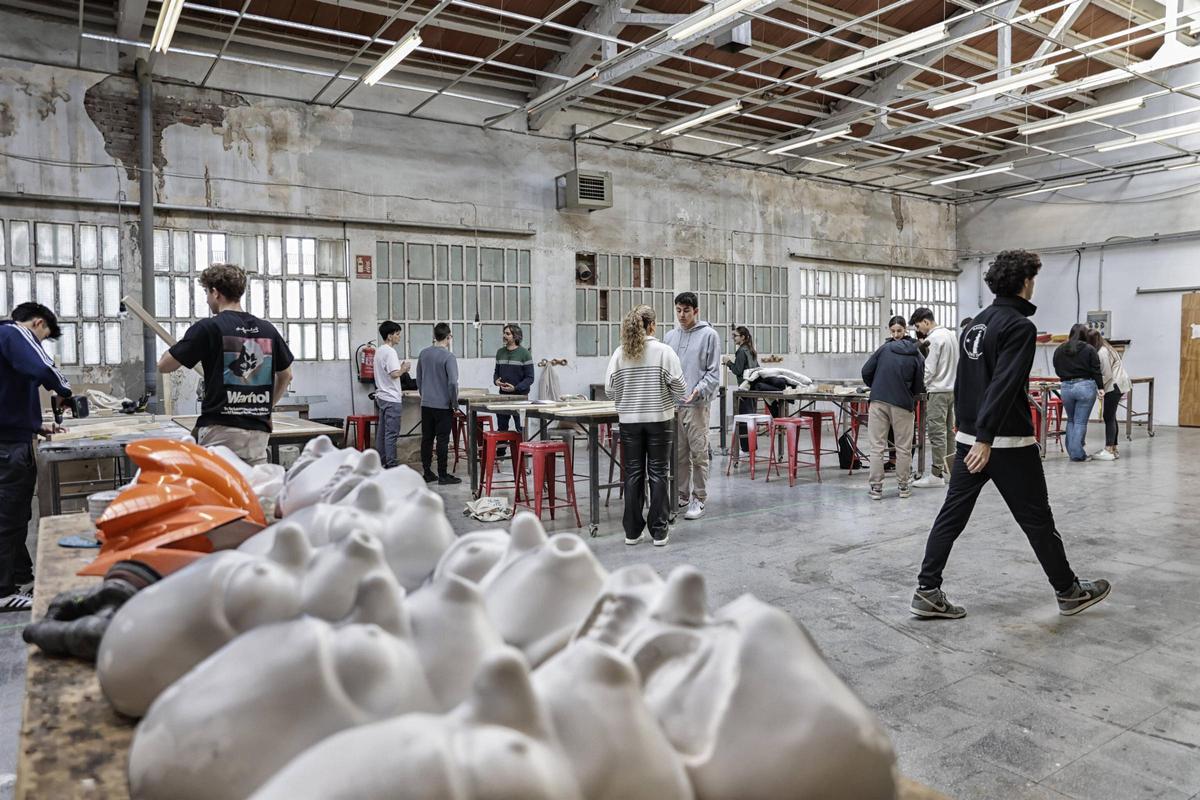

{"left": 0, "top": 303, "right": 72, "bottom": 612}
{"left": 862, "top": 316, "right": 926, "bottom": 501}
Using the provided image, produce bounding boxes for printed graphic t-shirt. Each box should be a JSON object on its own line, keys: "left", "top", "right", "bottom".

{"left": 169, "top": 310, "right": 294, "bottom": 433}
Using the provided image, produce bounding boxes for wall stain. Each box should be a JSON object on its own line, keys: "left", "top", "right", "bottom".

{"left": 14, "top": 75, "right": 70, "bottom": 119}
{"left": 891, "top": 195, "right": 905, "bottom": 232}
{"left": 0, "top": 101, "right": 14, "bottom": 136}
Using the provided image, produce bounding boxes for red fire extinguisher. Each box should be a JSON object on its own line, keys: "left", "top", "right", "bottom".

{"left": 356, "top": 341, "right": 376, "bottom": 383}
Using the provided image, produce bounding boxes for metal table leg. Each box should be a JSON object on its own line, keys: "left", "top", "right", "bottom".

{"left": 718, "top": 386, "right": 727, "bottom": 456}
{"left": 1039, "top": 390, "right": 1051, "bottom": 459}
{"left": 588, "top": 422, "right": 600, "bottom": 537}
{"left": 467, "top": 405, "right": 479, "bottom": 497}
{"left": 36, "top": 456, "right": 55, "bottom": 519}
{"left": 669, "top": 416, "right": 679, "bottom": 525}
{"left": 1148, "top": 379, "right": 1155, "bottom": 436}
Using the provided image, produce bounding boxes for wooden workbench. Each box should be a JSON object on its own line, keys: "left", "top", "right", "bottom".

{"left": 16, "top": 514, "right": 951, "bottom": 800}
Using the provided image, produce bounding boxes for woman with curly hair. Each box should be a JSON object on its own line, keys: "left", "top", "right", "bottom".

{"left": 911, "top": 249, "right": 1110, "bottom": 620}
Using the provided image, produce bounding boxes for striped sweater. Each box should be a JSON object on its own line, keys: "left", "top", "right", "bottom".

{"left": 604, "top": 337, "right": 686, "bottom": 423}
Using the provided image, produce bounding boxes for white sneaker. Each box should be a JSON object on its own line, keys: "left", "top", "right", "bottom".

{"left": 0, "top": 590, "right": 33, "bottom": 613}
{"left": 678, "top": 498, "right": 690, "bottom": 509}
{"left": 1092, "top": 450, "right": 1116, "bottom": 461}
{"left": 625, "top": 534, "right": 645, "bottom": 546}
{"left": 912, "top": 474, "right": 946, "bottom": 489}
{"left": 683, "top": 499, "right": 705, "bottom": 520}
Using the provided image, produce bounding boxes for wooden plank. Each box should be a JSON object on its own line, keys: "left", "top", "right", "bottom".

{"left": 1180, "top": 293, "right": 1200, "bottom": 427}
{"left": 120, "top": 294, "right": 203, "bottom": 378}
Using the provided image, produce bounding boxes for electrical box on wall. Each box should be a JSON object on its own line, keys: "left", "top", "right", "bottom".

{"left": 556, "top": 170, "right": 613, "bottom": 211}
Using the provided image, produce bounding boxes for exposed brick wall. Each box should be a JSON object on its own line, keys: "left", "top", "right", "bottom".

{"left": 83, "top": 74, "right": 245, "bottom": 181}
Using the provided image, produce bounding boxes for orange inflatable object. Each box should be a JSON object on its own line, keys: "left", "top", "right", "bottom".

{"left": 125, "top": 439, "right": 266, "bottom": 525}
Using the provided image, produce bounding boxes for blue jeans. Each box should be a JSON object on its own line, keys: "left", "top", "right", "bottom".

{"left": 1060, "top": 379, "right": 1097, "bottom": 461}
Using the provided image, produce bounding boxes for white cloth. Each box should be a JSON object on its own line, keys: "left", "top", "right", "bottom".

{"left": 1098, "top": 347, "right": 1132, "bottom": 393}
{"left": 923, "top": 326, "right": 958, "bottom": 393}
{"left": 537, "top": 362, "right": 562, "bottom": 402}
{"left": 739, "top": 366, "right": 814, "bottom": 389}
{"left": 373, "top": 343, "right": 407, "bottom": 403}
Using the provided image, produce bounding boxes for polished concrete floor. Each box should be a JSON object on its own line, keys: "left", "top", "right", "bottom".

{"left": 2, "top": 424, "right": 1197, "bottom": 800}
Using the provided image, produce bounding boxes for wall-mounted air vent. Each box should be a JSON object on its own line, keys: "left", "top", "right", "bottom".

{"left": 556, "top": 169, "right": 613, "bottom": 211}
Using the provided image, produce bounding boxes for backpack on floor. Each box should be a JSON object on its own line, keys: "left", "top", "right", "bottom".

{"left": 838, "top": 431, "right": 867, "bottom": 470}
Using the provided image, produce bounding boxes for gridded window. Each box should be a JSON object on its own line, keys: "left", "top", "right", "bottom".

{"left": 376, "top": 241, "right": 532, "bottom": 360}
{"left": 155, "top": 227, "right": 350, "bottom": 362}
{"left": 0, "top": 219, "right": 122, "bottom": 366}
{"left": 575, "top": 253, "right": 673, "bottom": 357}
{"left": 796, "top": 268, "right": 884, "bottom": 354}
{"left": 890, "top": 275, "right": 958, "bottom": 334}
{"left": 690, "top": 261, "right": 789, "bottom": 355}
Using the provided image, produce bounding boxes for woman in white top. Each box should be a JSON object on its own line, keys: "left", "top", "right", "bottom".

{"left": 604, "top": 305, "right": 686, "bottom": 547}
{"left": 1085, "top": 329, "right": 1131, "bottom": 460}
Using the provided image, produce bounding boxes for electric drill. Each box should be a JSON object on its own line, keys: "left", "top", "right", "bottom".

{"left": 51, "top": 394, "right": 90, "bottom": 425}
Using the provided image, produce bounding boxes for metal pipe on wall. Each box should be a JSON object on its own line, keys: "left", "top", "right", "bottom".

{"left": 137, "top": 58, "right": 158, "bottom": 410}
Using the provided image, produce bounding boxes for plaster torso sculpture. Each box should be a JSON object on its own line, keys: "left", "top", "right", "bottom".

{"left": 275, "top": 437, "right": 383, "bottom": 515}
{"left": 578, "top": 566, "right": 896, "bottom": 800}
{"left": 129, "top": 573, "right": 436, "bottom": 800}
{"left": 533, "top": 639, "right": 694, "bottom": 800}
{"left": 433, "top": 528, "right": 510, "bottom": 584}
{"left": 249, "top": 649, "right": 583, "bottom": 800}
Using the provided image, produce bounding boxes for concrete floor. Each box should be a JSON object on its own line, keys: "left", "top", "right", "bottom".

{"left": 2, "top": 425, "right": 1197, "bottom": 800}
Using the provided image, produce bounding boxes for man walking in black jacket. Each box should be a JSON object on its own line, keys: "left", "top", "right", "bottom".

{"left": 911, "top": 250, "right": 1110, "bottom": 619}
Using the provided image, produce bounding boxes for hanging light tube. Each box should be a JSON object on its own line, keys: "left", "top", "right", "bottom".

{"left": 658, "top": 99, "right": 743, "bottom": 136}
{"left": 151, "top": 0, "right": 186, "bottom": 53}
{"left": 363, "top": 30, "right": 423, "bottom": 86}
{"left": 816, "top": 23, "right": 950, "bottom": 80}
{"left": 666, "top": 0, "right": 769, "bottom": 42}
{"left": 1094, "top": 120, "right": 1200, "bottom": 152}
{"left": 1018, "top": 96, "right": 1146, "bottom": 136}
{"left": 1008, "top": 180, "right": 1086, "bottom": 198}
{"left": 929, "top": 162, "right": 1014, "bottom": 185}
{"left": 767, "top": 126, "right": 851, "bottom": 155}
{"left": 928, "top": 66, "right": 1057, "bottom": 110}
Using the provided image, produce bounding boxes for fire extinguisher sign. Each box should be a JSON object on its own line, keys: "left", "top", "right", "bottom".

{"left": 355, "top": 255, "right": 373, "bottom": 279}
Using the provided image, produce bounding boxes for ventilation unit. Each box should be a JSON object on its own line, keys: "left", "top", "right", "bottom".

{"left": 556, "top": 170, "right": 613, "bottom": 211}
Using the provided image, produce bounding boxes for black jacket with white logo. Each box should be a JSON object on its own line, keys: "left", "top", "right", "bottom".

{"left": 955, "top": 295, "right": 1037, "bottom": 446}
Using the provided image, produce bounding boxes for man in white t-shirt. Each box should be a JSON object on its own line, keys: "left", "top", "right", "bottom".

{"left": 374, "top": 321, "right": 414, "bottom": 468}
{"left": 910, "top": 307, "right": 959, "bottom": 487}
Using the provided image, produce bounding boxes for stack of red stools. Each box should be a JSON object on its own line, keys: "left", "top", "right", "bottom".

{"left": 480, "top": 430, "right": 522, "bottom": 496}
{"left": 1029, "top": 391, "right": 1065, "bottom": 452}
{"left": 514, "top": 440, "right": 582, "bottom": 526}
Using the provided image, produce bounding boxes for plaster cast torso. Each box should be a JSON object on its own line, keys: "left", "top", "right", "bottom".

{"left": 129, "top": 581, "right": 436, "bottom": 800}
{"left": 276, "top": 437, "right": 384, "bottom": 515}
{"left": 433, "top": 528, "right": 510, "bottom": 584}
{"left": 249, "top": 649, "right": 583, "bottom": 800}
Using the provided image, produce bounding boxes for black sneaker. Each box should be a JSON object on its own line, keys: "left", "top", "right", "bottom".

{"left": 1056, "top": 579, "right": 1110, "bottom": 616}
{"left": 423, "top": 470, "right": 438, "bottom": 483}
{"left": 438, "top": 474, "right": 462, "bottom": 485}
{"left": 910, "top": 587, "right": 966, "bottom": 619}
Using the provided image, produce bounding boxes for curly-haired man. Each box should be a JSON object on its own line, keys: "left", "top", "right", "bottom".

{"left": 910, "top": 250, "right": 1110, "bottom": 619}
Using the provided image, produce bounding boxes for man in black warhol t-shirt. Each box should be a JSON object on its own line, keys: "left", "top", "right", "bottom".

{"left": 159, "top": 263, "right": 293, "bottom": 465}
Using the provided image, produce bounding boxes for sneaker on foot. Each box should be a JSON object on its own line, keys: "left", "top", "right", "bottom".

{"left": 1112, "top": 449, "right": 1121, "bottom": 460}
{"left": 1057, "top": 579, "right": 1111, "bottom": 616}
{"left": 423, "top": 470, "right": 438, "bottom": 483}
{"left": 625, "top": 534, "right": 645, "bottom": 546}
{"left": 898, "top": 484, "right": 912, "bottom": 499}
{"left": 1091, "top": 450, "right": 1116, "bottom": 461}
{"left": 0, "top": 590, "right": 33, "bottom": 613}
{"left": 653, "top": 534, "right": 670, "bottom": 547}
{"left": 683, "top": 499, "right": 705, "bottom": 520}
{"left": 910, "top": 587, "right": 966, "bottom": 619}
{"left": 438, "top": 474, "right": 463, "bottom": 485}
{"left": 678, "top": 497, "right": 690, "bottom": 509}
{"left": 912, "top": 474, "right": 946, "bottom": 488}
{"left": 868, "top": 485, "right": 883, "bottom": 501}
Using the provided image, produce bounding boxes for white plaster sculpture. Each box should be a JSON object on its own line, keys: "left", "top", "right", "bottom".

{"left": 407, "top": 572, "right": 506, "bottom": 710}
{"left": 129, "top": 574, "right": 436, "bottom": 800}
{"left": 480, "top": 514, "right": 607, "bottom": 665}
{"left": 249, "top": 649, "right": 583, "bottom": 800}
{"left": 96, "top": 526, "right": 312, "bottom": 718}
{"left": 275, "top": 436, "right": 383, "bottom": 515}
{"left": 241, "top": 482, "right": 455, "bottom": 592}
{"left": 337, "top": 463, "right": 425, "bottom": 506}
{"left": 533, "top": 639, "right": 694, "bottom": 800}
{"left": 432, "top": 527, "right": 509, "bottom": 584}
{"left": 580, "top": 566, "right": 896, "bottom": 800}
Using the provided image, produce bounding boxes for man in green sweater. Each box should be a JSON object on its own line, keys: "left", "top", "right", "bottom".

{"left": 492, "top": 324, "right": 534, "bottom": 443}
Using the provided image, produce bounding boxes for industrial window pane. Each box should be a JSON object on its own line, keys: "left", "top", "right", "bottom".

{"left": 210, "top": 233, "right": 227, "bottom": 264}
{"left": 0, "top": 273, "right": 6, "bottom": 315}
{"left": 302, "top": 281, "right": 318, "bottom": 319}
{"left": 11, "top": 222, "right": 30, "bottom": 266}
{"left": 288, "top": 324, "right": 302, "bottom": 355}
{"left": 58, "top": 323, "right": 77, "bottom": 364}
{"left": 391, "top": 243, "right": 406, "bottom": 280}
{"left": 376, "top": 241, "right": 389, "bottom": 280}
{"left": 336, "top": 283, "right": 348, "bottom": 318}
{"left": 480, "top": 323, "right": 502, "bottom": 354}
{"left": 81, "top": 225, "right": 100, "bottom": 270}
{"left": 478, "top": 286, "right": 491, "bottom": 320}
{"left": 0, "top": 221, "right": 5, "bottom": 266}
{"left": 153, "top": 229, "right": 170, "bottom": 271}
{"left": 286, "top": 280, "right": 301, "bottom": 319}
{"left": 436, "top": 245, "right": 449, "bottom": 281}
{"left": 576, "top": 325, "right": 596, "bottom": 357}
{"left": 493, "top": 286, "right": 505, "bottom": 319}
{"left": 505, "top": 249, "right": 517, "bottom": 284}
{"left": 80, "top": 275, "right": 98, "bottom": 316}
{"left": 317, "top": 240, "right": 343, "bottom": 276}
{"left": 436, "top": 284, "right": 448, "bottom": 319}
{"left": 194, "top": 281, "right": 207, "bottom": 318}
{"left": 57, "top": 273, "right": 77, "bottom": 317}
{"left": 337, "top": 323, "right": 350, "bottom": 360}
{"left": 519, "top": 250, "right": 530, "bottom": 284}
{"left": 319, "top": 281, "right": 334, "bottom": 318}
{"left": 505, "top": 287, "right": 517, "bottom": 320}
{"left": 173, "top": 277, "right": 190, "bottom": 317}
{"left": 409, "top": 244, "right": 434, "bottom": 280}
{"left": 576, "top": 289, "right": 585, "bottom": 321}
{"left": 407, "top": 283, "right": 420, "bottom": 320}
{"left": 301, "top": 239, "right": 315, "bottom": 275}
{"left": 249, "top": 279, "right": 264, "bottom": 318}
{"left": 450, "top": 246, "right": 463, "bottom": 281}
{"left": 104, "top": 322, "right": 121, "bottom": 364}
{"left": 82, "top": 321, "right": 101, "bottom": 365}
{"left": 320, "top": 323, "right": 335, "bottom": 361}
{"left": 175, "top": 322, "right": 189, "bottom": 343}
{"left": 267, "top": 237, "right": 282, "bottom": 275}
{"left": 596, "top": 324, "right": 608, "bottom": 355}
{"left": 377, "top": 284, "right": 389, "bottom": 320}
{"left": 519, "top": 287, "right": 530, "bottom": 320}
{"left": 285, "top": 238, "right": 300, "bottom": 275}
{"left": 421, "top": 284, "right": 435, "bottom": 320}
{"left": 195, "top": 233, "right": 211, "bottom": 271}
{"left": 708, "top": 263, "right": 724, "bottom": 292}
{"left": 451, "top": 323, "right": 464, "bottom": 357}
{"left": 464, "top": 247, "right": 477, "bottom": 281}
{"left": 452, "top": 286, "right": 463, "bottom": 319}
{"left": 304, "top": 324, "right": 317, "bottom": 359}
{"left": 36, "top": 273, "right": 54, "bottom": 307}
{"left": 478, "top": 248, "right": 501, "bottom": 282}
{"left": 391, "top": 284, "right": 405, "bottom": 319}
{"left": 268, "top": 280, "right": 282, "bottom": 319}
{"left": 465, "top": 285, "right": 477, "bottom": 320}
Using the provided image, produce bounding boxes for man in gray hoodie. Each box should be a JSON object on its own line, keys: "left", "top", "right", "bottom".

{"left": 664, "top": 292, "right": 722, "bottom": 520}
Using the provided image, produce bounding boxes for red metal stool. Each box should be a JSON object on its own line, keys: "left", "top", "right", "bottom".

{"left": 795, "top": 410, "right": 839, "bottom": 469}
{"left": 344, "top": 415, "right": 378, "bottom": 451}
{"left": 766, "top": 416, "right": 821, "bottom": 486}
{"left": 515, "top": 441, "right": 582, "bottom": 526}
{"left": 481, "top": 430, "right": 522, "bottom": 497}
{"left": 454, "top": 412, "right": 494, "bottom": 472}
{"left": 1029, "top": 393, "right": 1065, "bottom": 452}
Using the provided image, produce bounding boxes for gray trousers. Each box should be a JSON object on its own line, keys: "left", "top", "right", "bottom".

{"left": 196, "top": 425, "right": 270, "bottom": 466}
{"left": 675, "top": 402, "right": 711, "bottom": 502}
{"left": 867, "top": 401, "right": 914, "bottom": 489}
{"left": 376, "top": 398, "right": 404, "bottom": 468}
{"left": 925, "top": 391, "right": 955, "bottom": 477}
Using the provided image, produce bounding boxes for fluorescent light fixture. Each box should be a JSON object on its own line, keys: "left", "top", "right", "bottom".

{"left": 767, "top": 126, "right": 851, "bottom": 155}
{"left": 363, "top": 29, "right": 423, "bottom": 86}
{"left": 1018, "top": 97, "right": 1146, "bottom": 136}
{"left": 1168, "top": 158, "right": 1200, "bottom": 170}
{"left": 658, "top": 99, "right": 743, "bottom": 136}
{"left": 151, "top": 0, "right": 185, "bottom": 53}
{"left": 1095, "top": 120, "right": 1200, "bottom": 151}
{"left": 1009, "top": 181, "right": 1086, "bottom": 198}
{"left": 527, "top": 68, "right": 599, "bottom": 113}
{"left": 802, "top": 155, "right": 847, "bottom": 167}
{"left": 666, "top": 0, "right": 767, "bottom": 42}
{"left": 816, "top": 23, "right": 950, "bottom": 80}
{"left": 928, "top": 66, "right": 1057, "bottom": 110}
{"left": 929, "top": 162, "right": 1014, "bottom": 185}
